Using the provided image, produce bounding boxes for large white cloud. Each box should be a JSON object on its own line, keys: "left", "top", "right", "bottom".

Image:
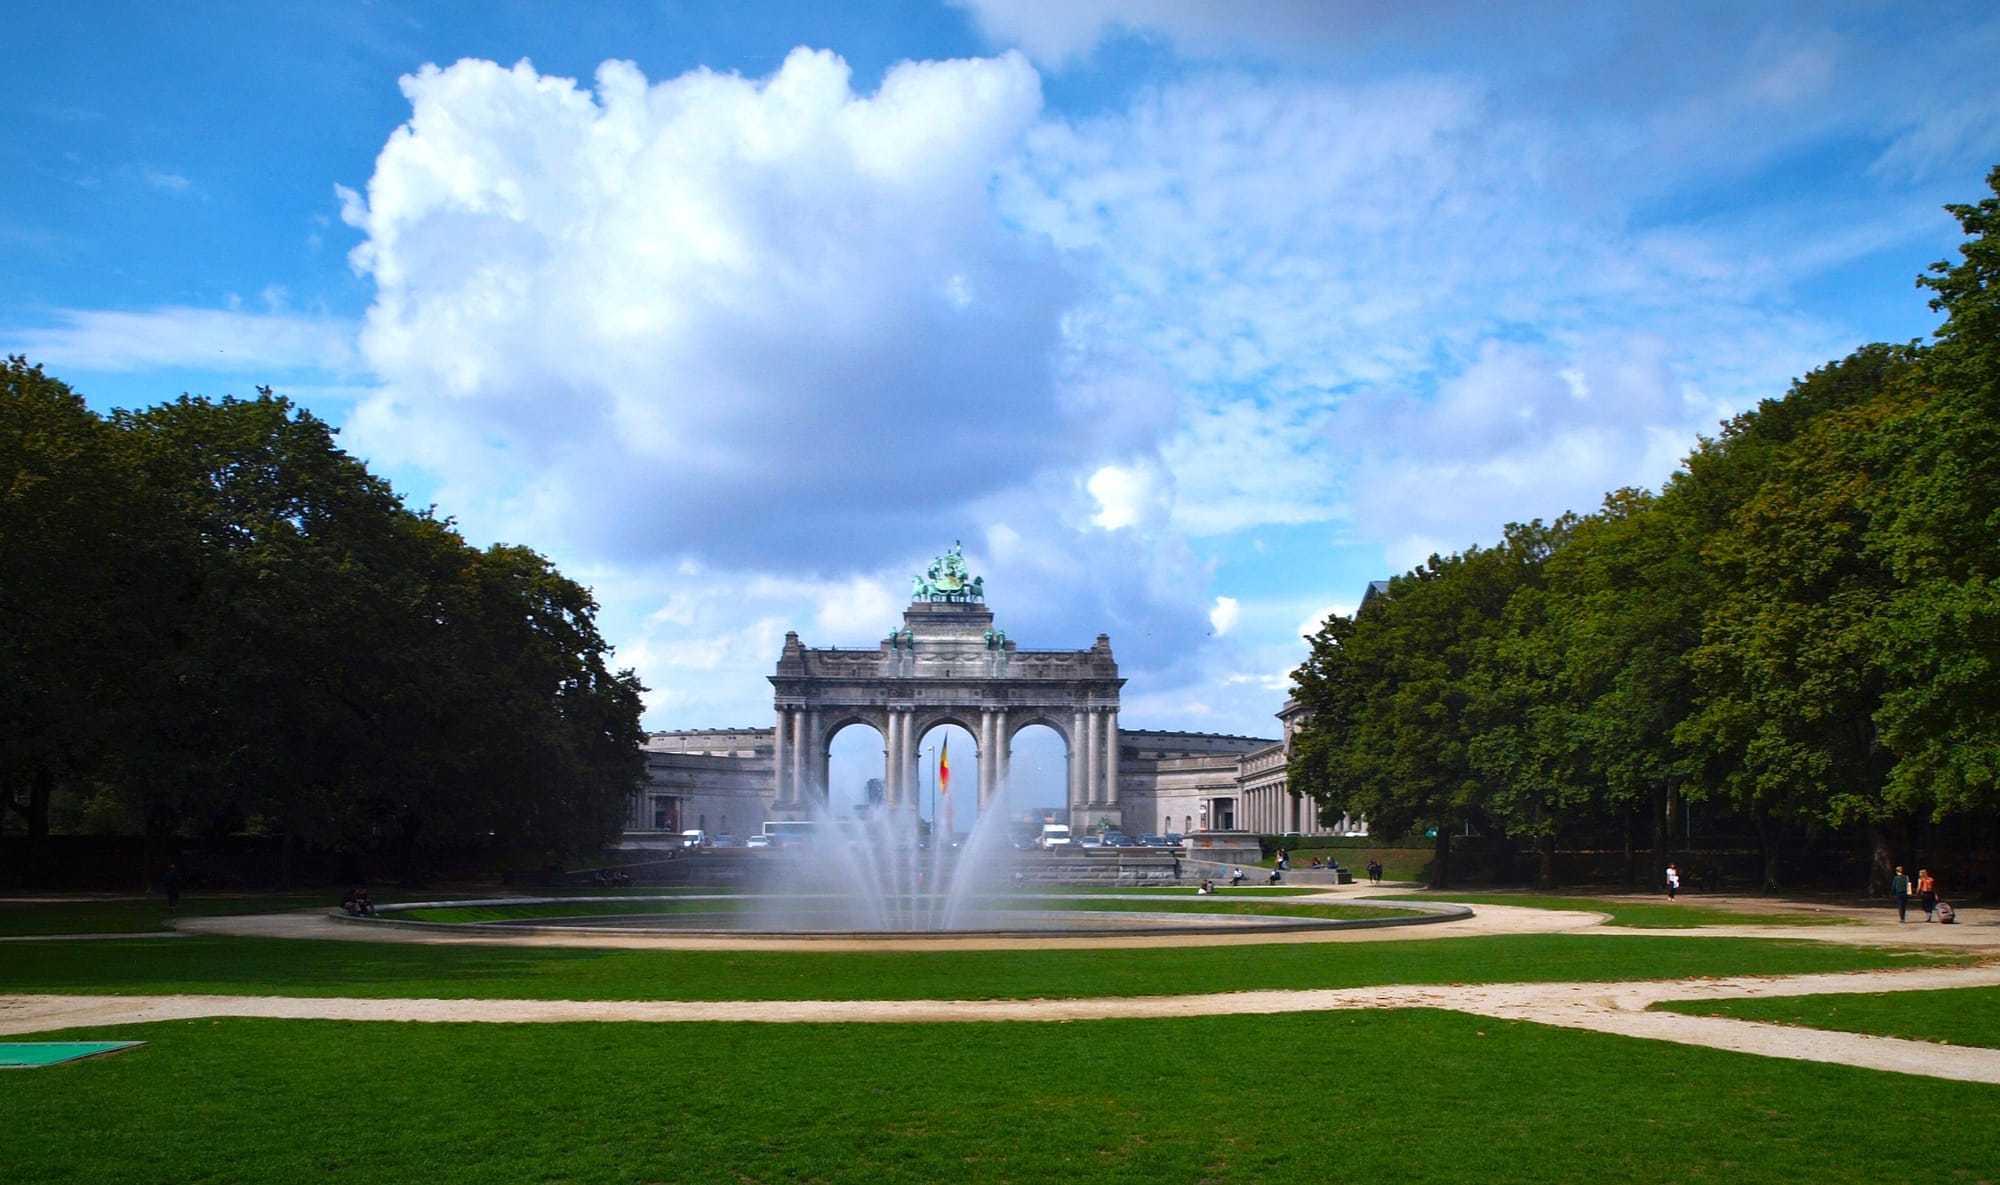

{"left": 339, "top": 49, "right": 1093, "bottom": 570}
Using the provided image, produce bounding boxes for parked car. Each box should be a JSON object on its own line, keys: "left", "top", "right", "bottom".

{"left": 1076, "top": 835, "right": 1104, "bottom": 850}
{"left": 745, "top": 834, "right": 771, "bottom": 849}
{"left": 711, "top": 833, "right": 741, "bottom": 848}
{"left": 1102, "top": 831, "right": 1138, "bottom": 847}
{"left": 1137, "top": 833, "right": 1174, "bottom": 847}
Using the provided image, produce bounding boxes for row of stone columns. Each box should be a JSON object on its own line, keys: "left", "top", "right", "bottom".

{"left": 1065, "top": 706, "right": 1120, "bottom": 816}
{"left": 773, "top": 706, "right": 828, "bottom": 804}
{"left": 1241, "top": 784, "right": 1351, "bottom": 835}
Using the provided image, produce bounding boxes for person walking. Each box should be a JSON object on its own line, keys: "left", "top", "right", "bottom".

{"left": 1665, "top": 863, "right": 1680, "bottom": 901}
{"left": 1918, "top": 869, "right": 1938, "bottom": 921}
{"left": 163, "top": 863, "right": 182, "bottom": 912}
{"left": 1891, "top": 866, "right": 1911, "bottom": 922}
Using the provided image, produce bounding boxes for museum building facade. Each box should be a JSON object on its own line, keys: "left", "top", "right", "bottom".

{"left": 623, "top": 545, "right": 1365, "bottom": 842}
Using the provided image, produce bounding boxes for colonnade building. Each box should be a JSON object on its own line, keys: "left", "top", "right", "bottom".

{"left": 624, "top": 546, "right": 1365, "bottom": 842}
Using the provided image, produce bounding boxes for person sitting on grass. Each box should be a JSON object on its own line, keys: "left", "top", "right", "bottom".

{"left": 351, "top": 887, "right": 378, "bottom": 917}
{"left": 1197, "top": 879, "right": 1215, "bottom": 895}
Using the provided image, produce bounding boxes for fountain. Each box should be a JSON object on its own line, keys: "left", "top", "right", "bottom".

{"left": 366, "top": 786, "right": 1463, "bottom": 939}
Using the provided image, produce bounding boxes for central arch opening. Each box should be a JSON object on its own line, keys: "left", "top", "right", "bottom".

{"left": 909, "top": 722, "right": 979, "bottom": 844}
{"left": 1006, "top": 723, "right": 1069, "bottom": 832}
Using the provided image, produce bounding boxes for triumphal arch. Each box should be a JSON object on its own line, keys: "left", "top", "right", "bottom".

{"left": 768, "top": 543, "right": 1127, "bottom": 826}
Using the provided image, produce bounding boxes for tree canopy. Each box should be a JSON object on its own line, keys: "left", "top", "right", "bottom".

{"left": 2, "top": 362, "right": 645, "bottom": 883}
{"left": 1289, "top": 167, "right": 2000, "bottom": 888}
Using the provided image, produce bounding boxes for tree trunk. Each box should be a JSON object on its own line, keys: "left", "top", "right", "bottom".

{"left": 1535, "top": 802, "right": 1555, "bottom": 889}
{"left": 1623, "top": 806, "right": 1637, "bottom": 888}
{"left": 1756, "top": 812, "right": 1781, "bottom": 891}
{"left": 1430, "top": 826, "right": 1453, "bottom": 890}
{"left": 1650, "top": 783, "right": 1669, "bottom": 889}
{"left": 1866, "top": 819, "right": 1902, "bottom": 897}
{"left": 20, "top": 767, "right": 54, "bottom": 887}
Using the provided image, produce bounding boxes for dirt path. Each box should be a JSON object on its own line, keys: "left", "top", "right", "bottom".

{"left": 6, "top": 963, "right": 1999, "bottom": 1082}
{"left": 9, "top": 888, "right": 2000, "bottom": 1082}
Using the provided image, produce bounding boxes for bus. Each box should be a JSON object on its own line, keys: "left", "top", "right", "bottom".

{"left": 761, "top": 819, "right": 826, "bottom": 846}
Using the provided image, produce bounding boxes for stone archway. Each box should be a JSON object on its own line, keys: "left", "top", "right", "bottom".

{"left": 769, "top": 545, "right": 1125, "bottom": 827}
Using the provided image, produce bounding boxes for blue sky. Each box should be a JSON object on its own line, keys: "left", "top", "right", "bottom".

{"left": 10, "top": 1, "right": 2000, "bottom": 750}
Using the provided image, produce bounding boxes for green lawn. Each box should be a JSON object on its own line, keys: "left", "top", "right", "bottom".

{"left": 4, "top": 1011, "right": 1992, "bottom": 1184}
{"left": 0, "top": 933, "right": 1958, "bottom": 1002}
{"left": 1654, "top": 985, "right": 2000, "bottom": 1049}
{"left": 1398, "top": 892, "right": 1855, "bottom": 929}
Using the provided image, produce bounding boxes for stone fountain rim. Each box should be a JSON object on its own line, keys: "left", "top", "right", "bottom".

{"left": 340, "top": 894, "right": 1473, "bottom": 940}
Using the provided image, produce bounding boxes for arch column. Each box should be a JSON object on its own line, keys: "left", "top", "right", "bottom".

{"left": 992, "top": 712, "right": 1008, "bottom": 796}
{"left": 772, "top": 709, "right": 792, "bottom": 804}
{"left": 992, "top": 709, "right": 1007, "bottom": 805}
{"left": 885, "top": 711, "right": 903, "bottom": 806}
{"left": 805, "top": 709, "right": 824, "bottom": 799}
{"left": 1068, "top": 709, "right": 1086, "bottom": 817}
{"left": 1104, "top": 711, "right": 1119, "bottom": 806}
{"left": 897, "top": 710, "right": 919, "bottom": 813}
{"left": 1084, "top": 709, "right": 1102, "bottom": 809}
{"left": 976, "top": 712, "right": 995, "bottom": 808}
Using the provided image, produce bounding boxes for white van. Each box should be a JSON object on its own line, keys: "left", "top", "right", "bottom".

{"left": 680, "top": 829, "right": 709, "bottom": 849}
{"left": 1039, "top": 824, "right": 1073, "bottom": 850}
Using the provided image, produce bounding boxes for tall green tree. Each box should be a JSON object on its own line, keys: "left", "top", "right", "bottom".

{"left": 1869, "top": 167, "right": 2000, "bottom": 822}
{"left": 0, "top": 359, "right": 158, "bottom": 881}
{"left": 1671, "top": 347, "right": 1910, "bottom": 887}
{"left": 1293, "top": 524, "right": 1560, "bottom": 887}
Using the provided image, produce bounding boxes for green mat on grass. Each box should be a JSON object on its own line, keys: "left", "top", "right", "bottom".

{"left": 1, "top": 1041, "right": 145, "bottom": 1067}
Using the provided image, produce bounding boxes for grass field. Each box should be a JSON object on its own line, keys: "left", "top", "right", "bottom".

{"left": 0, "top": 933, "right": 1959, "bottom": 1002}
{"left": 1655, "top": 985, "right": 2000, "bottom": 1049}
{"left": 1398, "top": 892, "right": 1855, "bottom": 928}
{"left": 5, "top": 891, "right": 1989, "bottom": 1184}
{"left": 5, "top": 1010, "right": 1995, "bottom": 1184}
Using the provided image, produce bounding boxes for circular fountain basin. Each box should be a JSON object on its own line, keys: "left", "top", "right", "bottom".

{"left": 364, "top": 894, "right": 1468, "bottom": 939}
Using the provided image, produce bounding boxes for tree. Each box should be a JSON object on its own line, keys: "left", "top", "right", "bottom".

{"left": 0, "top": 359, "right": 156, "bottom": 881}
{"left": 1292, "top": 524, "right": 1560, "bottom": 888}
{"left": 1868, "top": 167, "right": 2000, "bottom": 821}
{"left": 1537, "top": 488, "right": 1705, "bottom": 885}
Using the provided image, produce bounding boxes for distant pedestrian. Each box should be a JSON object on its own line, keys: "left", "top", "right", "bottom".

{"left": 163, "top": 864, "right": 182, "bottom": 911}
{"left": 1665, "top": 863, "right": 1680, "bottom": 901}
{"left": 1277, "top": 847, "right": 1289, "bottom": 871}
{"left": 1918, "top": 869, "right": 1938, "bottom": 921}
{"left": 1367, "top": 858, "right": 1383, "bottom": 885}
{"left": 1891, "top": 866, "right": 1911, "bottom": 922}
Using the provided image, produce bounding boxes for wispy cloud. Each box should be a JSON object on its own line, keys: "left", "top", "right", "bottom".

{"left": 7, "top": 307, "right": 359, "bottom": 374}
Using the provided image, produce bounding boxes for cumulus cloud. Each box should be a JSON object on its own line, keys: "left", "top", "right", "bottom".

{"left": 1086, "top": 458, "right": 1172, "bottom": 529}
{"left": 339, "top": 49, "right": 1092, "bottom": 570}
{"left": 1207, "top": 595, "right": 1238, "bottom": 636}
